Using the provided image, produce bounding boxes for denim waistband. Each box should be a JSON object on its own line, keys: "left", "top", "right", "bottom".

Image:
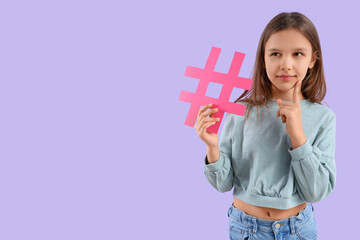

{"left": 228, "top": 202, "right": 314, "bottom": 234}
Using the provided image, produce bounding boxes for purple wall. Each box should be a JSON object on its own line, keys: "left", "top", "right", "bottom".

{"left": 1, "top": 0, "right": 358, "bottom": 239}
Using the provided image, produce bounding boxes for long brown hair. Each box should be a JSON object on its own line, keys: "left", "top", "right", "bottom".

{"left": 235, "top": 12, "right": 327, "bottom": 120}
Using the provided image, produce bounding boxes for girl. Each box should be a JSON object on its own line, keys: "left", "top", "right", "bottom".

{"left": 195, "top": 12, "right": 336, "bottom": 240}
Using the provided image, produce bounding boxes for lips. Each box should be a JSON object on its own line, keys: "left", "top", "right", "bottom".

{"left": 277, "top": 75, "right": 295, "bottom": 80}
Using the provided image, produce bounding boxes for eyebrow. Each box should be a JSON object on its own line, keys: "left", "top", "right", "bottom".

{"left": 267, "top": 48, "right": 308, "bottom": 52}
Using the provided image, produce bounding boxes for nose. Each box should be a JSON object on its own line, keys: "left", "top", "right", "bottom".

{"left": 280, "top": 56, "right": 292, "bottom": 70}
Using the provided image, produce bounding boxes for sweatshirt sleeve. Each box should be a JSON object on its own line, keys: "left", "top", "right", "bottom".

{"left": 288, "top": 111, "right": 336, "bottom": 203}
{"left": 203, "top": 113, "right": 234, "bottom": 193}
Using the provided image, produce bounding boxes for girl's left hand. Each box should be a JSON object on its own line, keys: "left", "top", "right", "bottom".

{"left": 276, "top": 80, "right": 303, "bottom": 136}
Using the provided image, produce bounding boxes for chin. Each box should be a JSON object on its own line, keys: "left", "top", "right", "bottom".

{"left": 272, "top": 84, "right": 294, "bottom": 92}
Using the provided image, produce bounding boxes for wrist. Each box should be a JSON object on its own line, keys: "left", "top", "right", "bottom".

{"left": 206, "top": 145, "right": 220, "bottom": 164}
{"left": 289, "top": 131, "right": 307, "bottom": 150}
{"left": 206, "top": 143, "right": 218, "bottom": 150}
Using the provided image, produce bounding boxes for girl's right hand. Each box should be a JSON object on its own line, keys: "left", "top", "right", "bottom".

{"left": 194, "top": 104, "right": 220, "bottom": 147}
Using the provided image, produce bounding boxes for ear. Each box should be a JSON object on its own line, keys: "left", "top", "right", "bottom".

{"left": 309, "top": 51, "right": 317, "bottom": 69}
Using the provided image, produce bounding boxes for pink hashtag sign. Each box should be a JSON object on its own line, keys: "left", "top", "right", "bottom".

{"left": 179, "top": 46, "right": 253, "bottom": 134}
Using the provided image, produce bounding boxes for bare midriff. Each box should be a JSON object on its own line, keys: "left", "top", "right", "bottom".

{"left": 233, "top": 197, "right": 307, "bottom": 220}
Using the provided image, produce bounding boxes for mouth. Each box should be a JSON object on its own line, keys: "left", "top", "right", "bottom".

{"left": 277, "top": 75, "right": 295, "bottom": 81}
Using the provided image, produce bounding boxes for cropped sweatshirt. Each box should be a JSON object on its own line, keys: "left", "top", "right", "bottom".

{"left": 204, "top": 99, "right": 336, "bottom": 209}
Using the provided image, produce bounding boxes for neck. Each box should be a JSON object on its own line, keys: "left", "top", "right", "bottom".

{"left": 271, "top": 88, "right": 305, "bottom": 101}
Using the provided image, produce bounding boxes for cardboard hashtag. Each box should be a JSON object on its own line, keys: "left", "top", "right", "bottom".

{"left": 179, "top": 46, "right": 253, "bottom": 134}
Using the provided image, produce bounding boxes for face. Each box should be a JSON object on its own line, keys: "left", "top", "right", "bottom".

{"left": 264, "top": 28, "right": 316, "bottom": 101}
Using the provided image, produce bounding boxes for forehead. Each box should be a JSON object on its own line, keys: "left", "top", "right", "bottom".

{"left": 265, "top": 28, "right": 312, "bottom": 51}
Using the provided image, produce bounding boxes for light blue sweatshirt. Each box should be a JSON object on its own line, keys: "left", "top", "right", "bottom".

{"left": 204, "top": 99, "right": 336, "bottom": 209}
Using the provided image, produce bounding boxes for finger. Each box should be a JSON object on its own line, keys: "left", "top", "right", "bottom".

{"left": 201, "top": 107, "right": 218, "bottom": 118}
{"left": 278, "top": 106, "right": 293, "bottom": 123}
{"left": 276, "top": 99, "right": 283, "bottom": 117}
{"left": 278, "top": 106, "right": 291, "bottom": 115}
{"left": 293, "top": 80, "right": 301, "bottom": 103}
{"left": 200, "top": 117, "right": 220, "bottom": 126}
{"left": 196, "top": 104, "right": 212, "bottom": 129}
{"left": 198, "top": 104, "right": 212, "bottom": 117}
{"left": 276, "top": 107, "right": 290, "bottom": 117}
{"left": 278, "top": 106, "right": 290, "bottom": 123}
{"left": 276, "top": 101, "right": 293, "bottom": 106}
{"left": 200, "top": 121, "right": 216, "bottom": 134}
{"left": 197, "top": 105, "right": 216, "bottom": 125}
{"left": 277, "top": 97, "right": 301, "bottom": 106}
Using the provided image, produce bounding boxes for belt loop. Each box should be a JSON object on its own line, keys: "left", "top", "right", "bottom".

{"left": 310, "top": 203, "right": 314, "bottom": 212}
{"left": 290, "top": 217, "right": 295, "bottom": 234}
{"left": 251, "top": 217, "right": 257, "bottom": 235}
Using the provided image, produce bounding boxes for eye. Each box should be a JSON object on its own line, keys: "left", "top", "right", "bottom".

{"left": 270, "top": 52, "right": 303, "bottom": 57}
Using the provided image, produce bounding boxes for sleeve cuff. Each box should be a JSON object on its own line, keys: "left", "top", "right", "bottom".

{"left": 204, "top": 154, "right": 224, "bottom": 172}
{"left": 288, "top": 140, "right": 313, "bottom": 162}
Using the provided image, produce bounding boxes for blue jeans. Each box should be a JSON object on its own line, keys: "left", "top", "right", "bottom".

{"left": 228, "top": 202, "right": 318, "bottom": 240}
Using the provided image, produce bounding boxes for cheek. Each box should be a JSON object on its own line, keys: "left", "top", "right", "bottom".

{"left": 264, "top": 59, "right": 277, "bottom": 71}
{"left": 295, "top": 67, "right": 308, "bottom": 77}
{"left": 265, "top": 65, "right": 277, "bottom": 77}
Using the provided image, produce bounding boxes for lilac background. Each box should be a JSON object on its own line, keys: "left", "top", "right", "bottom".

{"left": 0, "top": 0, "right": 358, "bottom": 239}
